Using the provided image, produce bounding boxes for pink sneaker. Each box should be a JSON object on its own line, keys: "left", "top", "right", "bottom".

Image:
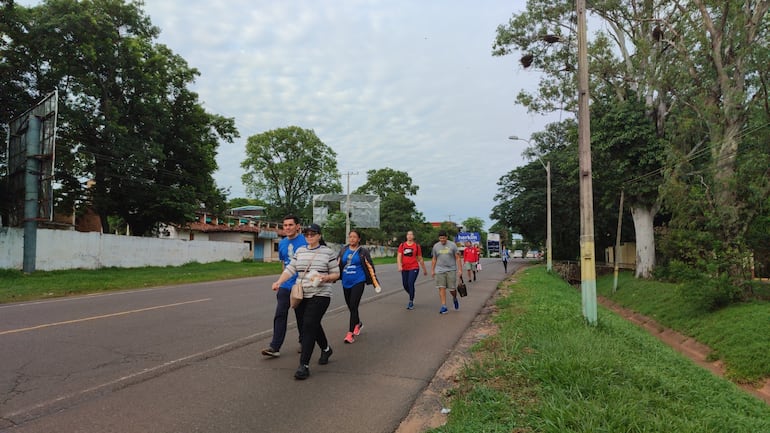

{"left": 353, "top": 322, "right": 363, "bottom": 336}
{"left": 344, "top": 332, "right": 355, "bottom": 344}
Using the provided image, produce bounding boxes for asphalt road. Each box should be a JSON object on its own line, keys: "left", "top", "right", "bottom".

{"left": 0, "top": 258, "right": 522, "bottom": 433}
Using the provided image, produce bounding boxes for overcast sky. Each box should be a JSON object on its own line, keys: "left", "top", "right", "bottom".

{"left": 25, "top": 0, "right": 565, "bottom": 230}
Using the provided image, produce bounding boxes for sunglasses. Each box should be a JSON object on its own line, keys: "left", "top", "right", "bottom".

{"left": 303, "top": 231, "right": 319, "bottom": 236}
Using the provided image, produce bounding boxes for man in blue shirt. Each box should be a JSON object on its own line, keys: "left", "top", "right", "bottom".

{"left": 262, "top": 215, "right": 307, "bottom": 358}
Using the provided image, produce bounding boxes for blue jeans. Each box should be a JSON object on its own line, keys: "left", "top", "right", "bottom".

{"left": 295, "top": 295, "right": 331, "bottom": 366}
{"left": 401, "top": 269, "right": 419, "bottom": 301}
{"left": 269, "top": 288, "right": 301, "bottom": 351}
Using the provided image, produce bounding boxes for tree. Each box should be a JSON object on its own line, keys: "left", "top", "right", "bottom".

{"left": 461, "top": 217, "right": 484, "bottom": 233}
{"left": 492, "top": 0, "right": 770, "bottom": 279}
{"left": 493, "top": 0, "right": 673, "bottom": 276}
{"left": 241, "top": 126, "right": 341, "bottom": 222}
{"left": 591, "top": 93, "right": 666, "bottom": 277}
{"left": 657, "top": 1, "right": 770, "bottom": 279}
{"left": 354, "top": 168, "right": 423, "bottom": 246}
{"left": 6, "top": 0, "right": 236, "bottom": 235}
{"left": 492, "top": 121, "right": 582, "bottom": 260}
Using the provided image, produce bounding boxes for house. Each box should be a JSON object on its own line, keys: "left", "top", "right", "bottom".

{"left": 159, "top": 207, "right": 282, "bottom": 262}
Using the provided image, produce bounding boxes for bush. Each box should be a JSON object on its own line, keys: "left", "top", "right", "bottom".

{"left": 677, "top": 272, "right": 742, "bottom": 312}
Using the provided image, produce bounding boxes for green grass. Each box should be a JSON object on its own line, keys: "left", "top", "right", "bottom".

{"left": 0, "top": 257, "right": 396, "bottom": 304}
{"left": 0, "top": 261, "right": 283, "bottom": 303}
{"left": 431, "top": 266, "right": 770, "bottom": 433}
{"left": 598, "top": 271, "right": 770, "bottom": 384}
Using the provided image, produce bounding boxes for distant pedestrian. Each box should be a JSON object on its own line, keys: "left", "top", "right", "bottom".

{"left": 431, "top": 230, "right": 462, "bottom": 314}
{"left": 501, "top": 246, "right": 510, "bottom": 273}
{"left": 397, "top": 230, "right": 428, "bottom": 310}
{"left": 271, "top": 223, "right": 339, "bottom": 380}
{"left": 462, "top": 241, "right": 480, "bottom": 282}
{"left": 261, "top": 215, "right": 306, "bottom": 359}
{"left": 338, "top": 230, "right": 377, "bottom": 344}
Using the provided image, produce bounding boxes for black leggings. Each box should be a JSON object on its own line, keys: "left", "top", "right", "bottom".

{"left": 343, "top": 281, "right": 365, "bottom": 332}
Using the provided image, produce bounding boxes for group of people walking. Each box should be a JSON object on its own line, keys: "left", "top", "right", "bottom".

{"left": 263, "top": 215, "right": 481, "bottom": 380}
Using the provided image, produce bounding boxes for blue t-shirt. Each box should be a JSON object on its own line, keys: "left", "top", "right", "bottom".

{"left": 278, "top": 234, "right": 307, "bottom": 290}
{"left": 340, "top": 247, "right": 366, "bottom": 288}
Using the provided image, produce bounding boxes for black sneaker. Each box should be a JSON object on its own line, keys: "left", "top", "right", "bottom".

{"left": 319, "top": 346, "right": 333, "bottom": 365}
{"left": 261, "top": 347, "right": 280, "bottom": 358}
{"left": 294, "top": 364, "right": 309, "bottom": 380}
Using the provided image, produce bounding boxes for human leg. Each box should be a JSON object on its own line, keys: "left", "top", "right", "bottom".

{"left": 299, "top": 296, "right": 331, "bottom": 367}
{"left": 447, "top": 271, "right": 459, "bottom": 310}
{"left": 406, "top": 269, "right": 419, "bottom": 301}
{"left": 401, "top": 270, "right": 411, "bottom": 295}
{"left": 265, "top": 289, "right": 290, "bottom": 354}
{"left": 348, "top": 282, "right": 365, "bottom": 332}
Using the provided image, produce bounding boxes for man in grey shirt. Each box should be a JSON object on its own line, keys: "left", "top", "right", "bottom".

{"left": 431, "top": 230, "right": 463, "bottom": 314}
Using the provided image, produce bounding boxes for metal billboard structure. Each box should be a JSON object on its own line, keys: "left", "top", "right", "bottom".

{"left": 5, "top": 91, "right": 59, "bottom": 273}
{"left": 6, "top": 91, "right": 58, "bottom": 227}
{"left": 312, "top": 194, "right": 380, "bottom": 228}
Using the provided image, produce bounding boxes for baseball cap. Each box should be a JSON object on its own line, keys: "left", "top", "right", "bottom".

{"left": 303, "top": 223, "right": 322, "bottom": 234}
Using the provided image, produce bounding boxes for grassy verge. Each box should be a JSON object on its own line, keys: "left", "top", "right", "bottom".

{"left": 0, "top": 257, "right": 397, "bottom": 304}
{"left": 433, "top": 266, "right": 770, "bottom": 433}
{"left": 0, "top": 261, "right": 281, "bottom": 303}
{"left": 598, "top": 271, "right": 770, "bottom": 384}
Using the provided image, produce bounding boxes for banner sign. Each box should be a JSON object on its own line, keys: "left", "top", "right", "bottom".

{"left": 487, "top": 232, "right": 500, "bottom": 255}
{"left": 455, "top": 232, "right": 480, "bottom": 244}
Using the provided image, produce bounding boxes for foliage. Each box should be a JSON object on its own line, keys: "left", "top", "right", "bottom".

{"left": 492, "top": 0, "right": 770, "bottom": 285}
{"left": 3, "top": 0, "right": 236, "bottom": 235}
{"left": 354, "top": 168, "right": 424, "bottom": 246}
{"left": 241, "top": 126, "right": 341, "bottom": 222}
{"left": 322, "top": 211, "right": 348, "bottom": 244}
{"left": 227, "top": 197, "right": 269, "bottom": 210}
{"left": 460, "top": 217, "right": 484, "bottom": 233}
{"left": 491, "top": 120, "right": 581, "bottom": 260}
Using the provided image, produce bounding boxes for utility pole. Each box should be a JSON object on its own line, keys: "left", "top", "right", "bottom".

{"left": 577, "top": 0, "right": 597, "bottom": 324}
{"left": 545, "top": 160, "right": 552, "bottom": 272}
{"left": 340, "top": 171, "right": 358, "bottom": 236}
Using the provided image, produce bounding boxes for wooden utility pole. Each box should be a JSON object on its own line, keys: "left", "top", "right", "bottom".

{"left": 577, "top": 0, "right": 597, "bottom": 324}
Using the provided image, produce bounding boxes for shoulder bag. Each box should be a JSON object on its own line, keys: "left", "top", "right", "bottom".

{"left": 291, "top": 252, "right": 318, "bottom": 309}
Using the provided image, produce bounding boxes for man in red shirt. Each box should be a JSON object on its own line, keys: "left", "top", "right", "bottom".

{"left": 462, "top": 241, "right": 480, "bottom": 282}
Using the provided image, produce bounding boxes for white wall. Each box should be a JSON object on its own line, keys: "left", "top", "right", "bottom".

{"left": 0, "top": 227, "right": 250, "bottom": 271}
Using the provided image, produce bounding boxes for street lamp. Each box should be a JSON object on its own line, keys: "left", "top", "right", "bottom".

{"left": 508, "top": 136, "right": 552, "bottom": 272}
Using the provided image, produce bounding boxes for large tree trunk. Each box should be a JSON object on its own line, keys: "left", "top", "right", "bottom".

{"left": 631, "top": 205, "right": 658, "bottom": 278}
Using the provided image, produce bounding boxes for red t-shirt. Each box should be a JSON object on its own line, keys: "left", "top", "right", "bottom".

{"left": 398, "top": 242, "right": 422, "bottom": 270}
{"left": 463, "top": 246, "right": 479, "bottom": 263}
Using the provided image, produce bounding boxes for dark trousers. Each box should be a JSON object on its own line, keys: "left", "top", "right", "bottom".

{"left": 401, "top": 269, "right": 419, "bottom": 301}
{"left": 343, "top": 281, "right": 365, "bottom": 332}
{"left": 269, "top": 288, "right": 302, "bottom": 351}
{"left": 295, "top": 295, "right": 331, "bottom": 366}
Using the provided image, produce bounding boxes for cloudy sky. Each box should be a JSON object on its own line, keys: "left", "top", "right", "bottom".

{"left": 27, "top": 0, "right": 565, "bottom": 230}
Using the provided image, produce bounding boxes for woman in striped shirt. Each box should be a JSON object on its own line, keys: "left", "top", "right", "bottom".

{"left": 271, "top": 223, "right": 339, "bottom": 380}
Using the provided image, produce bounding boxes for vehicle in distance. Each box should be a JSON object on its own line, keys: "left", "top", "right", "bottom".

{"left": 526, "top": 250, "right": 540, "bottom": 259}
{"left": 512, "top": 250, "right": 524, "bottom": 258}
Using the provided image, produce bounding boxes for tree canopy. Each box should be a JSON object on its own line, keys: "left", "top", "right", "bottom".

{"left": 241, "top": 126, "right": 341, "bottom": 222}
{"left": 2, "top": 0, "right": 237, "bottom": 235}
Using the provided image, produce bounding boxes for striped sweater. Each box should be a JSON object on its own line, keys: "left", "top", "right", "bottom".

{"left": 284, "top": 245, "right": 338, "bottom": 298}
